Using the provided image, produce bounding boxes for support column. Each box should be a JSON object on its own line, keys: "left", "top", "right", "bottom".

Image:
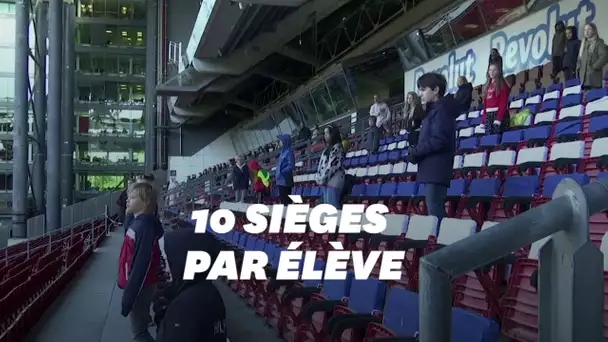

{"left": 144, "top": 0, "right": 158, "bottom": 173}
{"left": 61, "top": 1, "right": 75, "bottom": 206}
{"left": 12, "top": 0, "right": 30, "bottom": 238}
{"left": 46, "top": 0, "right": 63, "bottom": 231}
{"left": 33, "top": 0, "right": 48, "bottom": 216}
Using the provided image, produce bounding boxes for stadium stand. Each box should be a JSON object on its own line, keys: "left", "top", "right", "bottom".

{"left": 160, "top": 45, "right": 608, "bottom": 341}
{"left": 0, "top": 214, "right": 115, "bottom": 342}
{"left": 4, "top": 0, "right": 608, "bottom": 341}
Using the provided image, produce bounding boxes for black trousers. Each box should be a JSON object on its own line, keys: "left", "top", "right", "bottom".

{"left": 552, "top": 56, "right": 563, "bottom": 76}
{"left": 563, "top": 67, "right": 576, "bottom": 80}
{"left": 486, "top": 110, "right": 508, "bottom": 134}
{"left": 278, "top": 186, "right": 292, "bottom": 205}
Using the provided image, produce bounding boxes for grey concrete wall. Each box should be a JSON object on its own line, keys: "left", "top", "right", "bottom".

{"left": 165, "top": 0, "right": 199, "bottom": 66}
{"left": 168, "top": 115, "right": 239, "bottom": 157}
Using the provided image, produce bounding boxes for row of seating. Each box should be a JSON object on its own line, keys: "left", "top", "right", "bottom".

{"left": 0, "top": 217, "right": 114, "bottom": 342}
{"left": 170, "top": 201, "right": 608, "bottom": 342}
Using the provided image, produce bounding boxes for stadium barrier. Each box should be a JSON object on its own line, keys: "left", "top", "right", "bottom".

{"left": 26, "top": 191, "right": 121, "bottom": 238}
{"left": 419, "top": 178, "right": 608, "bottom": 342}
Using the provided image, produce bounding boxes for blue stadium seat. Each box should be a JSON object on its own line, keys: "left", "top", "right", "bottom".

{"left": 468, "top": 178, "right": 501, "bottom": 198}
{"left": 460, "top": 137, "right": 478, "bottom": 151}
{"left": 542, "top": 173, "right": 589, "bottom": 198}
{"left": 501, "top": 129, "right": 524, "bottom": 147}
{"left": 503, "top": 175, "right": 540, "bottom": 199}
{"left": 589, "top": 115, "right": 608, "bottom": 137}
{"left": 379, "top": 182, "right": 397, "bottom": 197}
{"left": 351, "top": 184, "right": 366, "bottom": 197}
{"left": 396, "top": 182, "right": 419, "bottom": 198}
{"left": 364, "top": 183, "right": 381, "bottom": 197}
{"left": 479, "top": 134, "right": 500, "bottom": 150}
{"left": 524, "top": 126, "right": 551, "bottom": 144}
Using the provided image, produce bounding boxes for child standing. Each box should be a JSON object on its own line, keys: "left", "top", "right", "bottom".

{"left": 118, "top": 182, "right": 165, "bottom": 342}
{"left": 248, "top": 160, "right": 270, "bottom": 204}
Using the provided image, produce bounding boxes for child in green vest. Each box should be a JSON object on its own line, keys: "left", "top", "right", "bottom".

{"left": 248, "top": 160, "right": 270, "bottom": 204}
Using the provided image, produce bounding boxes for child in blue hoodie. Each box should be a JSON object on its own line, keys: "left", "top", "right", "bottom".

{"left": 275, "top": 134, "right": 295, "bottom": 205}
{"left": 118, "top": 181, "right": 164, "bottom": 342}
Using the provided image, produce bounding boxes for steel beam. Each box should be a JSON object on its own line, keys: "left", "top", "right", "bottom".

{"left": 145, "top": 0, "right": 158, "bottom": 173}
{"left": 46, "top": 0, "right": 63, "bottom": 231}
{"left": 12, "top": 0, "right": 30, "bottom": 238}
{"left": 341, "top": 0, "right": 455, "bottom": 60}
{"left": 257, "top": 70, "right": 303, "bottom": 86}
{"left": 61, "top": 1, "right": 75, "bottom": 206}
{"left": 231, "top": 0, "right": 307, "bottom": 6}
{"left": 277, "top": 46, "right": 316, "bottom": 65}
{"left": 33, "top": 0, "right": 47, "bottom": 216}
{"left": 190, "top": 0, "right": 351, "bottom": 87}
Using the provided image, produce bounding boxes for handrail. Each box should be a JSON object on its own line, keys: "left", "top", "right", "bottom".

{"left": 419, "top": 177, "right": 608, "bottom": 342}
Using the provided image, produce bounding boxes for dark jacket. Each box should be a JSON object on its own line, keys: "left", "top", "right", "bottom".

{"left": 124, "top": 213, "right": 134, "bottom": 235}
{"left": 124, "top": 203, "right": 159, "bottom": 235}
{"left": 454, "top": 83, "right": 473, "bottom": 115}
{"left": 117, "top": 189, "right": 127, "bottom": 209}
{"left": 118, "top": 214, "right": 164, "bottom": 317}
{"left": 297, "top": 126, "right": 311, "bottom": 141}
{"left": 232, "top": 164, "right": 249, "bottom": 190}
{"left": 552, "top": 29, "right": 566, "bottom": 57}
{"left": 275, "top": 134, "right": 295, "bottom": 187}
{"left": 409, "top": 96, "right": 457, "bottom": 187}
{"left": 404, "top": 104, "right": 425, "bottom": 132}
{"left": 563, "top": 37, "right": 581, "bottom": 70}
{"left": 366, "top": 125, "right": 381, "bottom": 153}
{"left": 156, "top": 229, "right": 226, "bottom": 342}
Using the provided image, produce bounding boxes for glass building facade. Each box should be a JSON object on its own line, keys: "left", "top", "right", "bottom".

{"left": 0, "top": 0, "right": 147, "bottom": 199}
{"left": 73, "top": 0, "right": 147, "bottom": 193}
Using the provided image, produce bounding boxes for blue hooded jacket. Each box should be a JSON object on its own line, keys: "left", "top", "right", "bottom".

{"left": 275, "top": 134, "right": 295, "bottom": 187}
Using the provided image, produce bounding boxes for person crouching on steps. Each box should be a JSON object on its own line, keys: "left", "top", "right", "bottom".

{"left": 118, "top": 181, "right": 165, "bottom": 342}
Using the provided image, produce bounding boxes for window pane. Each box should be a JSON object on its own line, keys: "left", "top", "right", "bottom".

{"left": 272, "top": 110, "right": 292, "bottom": 136}
{"left": 118, "top": 56, "right": 130, "bottom": 74}
{"left": 296, "top": 93, "right": 318, "bottom": 125}
{"left": 0, "top": 111, "right": 12, "bottom": 133}
{"left": 77, "top": 23, "right": 92, "bottom": 45}
{"left": 481, "top": 0, "right": 528, "bottom": 30}
{"left": 423, "top": 19, "right": 457, "bottom": 57}
{"left": 311, "top": 83, "right": 336, "bottom": 123}
{"left": 133, "top": 57, "right": 145, "bottom": 76}
{"left": 282, "top": 104, "right": 303, "bottom": 128}
{"left": 105, "top": 0, "right": 119, "bottom": 19}
{"left": 133, "top": 0, "right": 146, "bottom": 20}
{"left": 0, "top": 76, "right": 15, "bottom": 101}
{"left": 132, "top": 84, "right": 144, "bottom": 101}
{"left": 132, "top": 29, "right": 145, "bottom": 47}
{"left": 326, "top": 74, "right": 356, "bottom": 115}
{"left": 450, "top": 2, "right": 486, "bottom": 46}
{"left": 0, "top": 47, "right": 15, "bottom": 73}
{"left": 106, "top": 55, "right": 119, "bottom": 74}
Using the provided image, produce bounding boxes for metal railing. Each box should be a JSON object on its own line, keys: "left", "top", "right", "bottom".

{"left": 419, "top": 178, "right": 608, "bottom": 342}
{"left": 26, "top": 191, "right": 122, "bottom": 238}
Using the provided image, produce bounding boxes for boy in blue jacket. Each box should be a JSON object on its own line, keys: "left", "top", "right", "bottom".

{"left": 407, "top": 72, "right": 456, "bottom": 220}
{"left": 118, "top": 181, "right": 164, "bottom": 342}
{"left": 275, "top": 134, "right": 295, "bottom": 205}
